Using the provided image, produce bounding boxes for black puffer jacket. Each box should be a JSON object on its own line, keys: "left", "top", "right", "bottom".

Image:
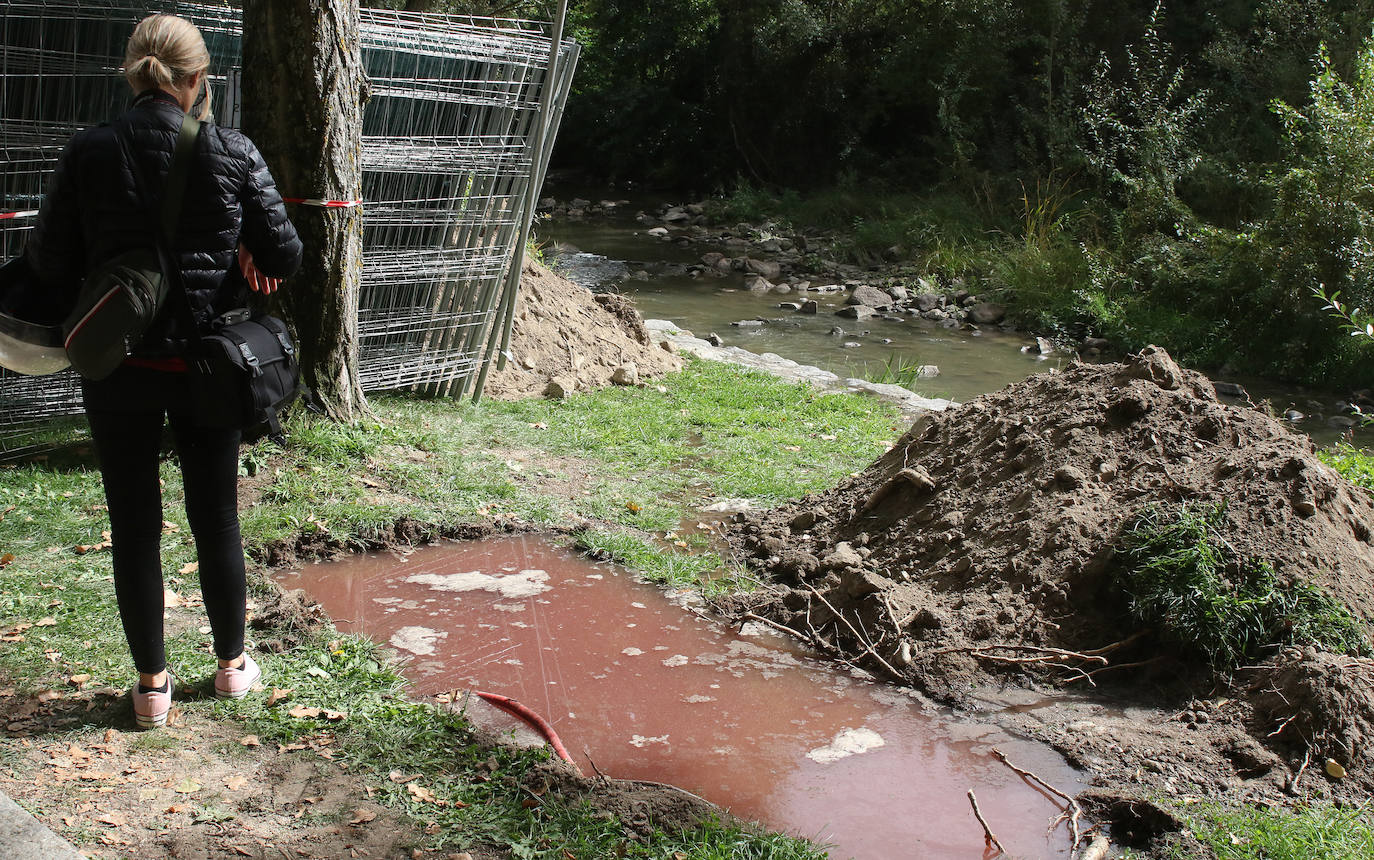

{"left": 25, "top": 89, "right": 302, "bottom": 355}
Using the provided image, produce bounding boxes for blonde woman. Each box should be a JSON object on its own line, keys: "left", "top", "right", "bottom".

{"left": 24, "top": 14, "right": 302, "bottom": 727}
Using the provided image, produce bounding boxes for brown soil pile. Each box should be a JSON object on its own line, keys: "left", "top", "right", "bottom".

{"left": 728, "top": 346, "right": 1374, "bottom": 800}
{"left": 481, "top": 261, "right": 682, "bottom": 398}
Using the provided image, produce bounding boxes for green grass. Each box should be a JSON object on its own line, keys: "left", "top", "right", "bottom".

{"left": 1115, "top": 503, "right": 1368, "bottom": 669}
{"left": 1319, "top": 443, "right": 1374, "bottom": 495}
{"left": 0, "top": 358, "right": 892, "bottom": 857}
{"left": 1159, "top": 801, "right": 1374, "bottom": 859}
{"left": 236, "top": 357, "right": 899, "bottom": 562}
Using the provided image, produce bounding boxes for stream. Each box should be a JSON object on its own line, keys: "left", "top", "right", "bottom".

{"left": 540, "top": 211, "right": 1372, "bottom": 447}
{"left": 276, "top": 536, "right": 1084, "bottom": 859}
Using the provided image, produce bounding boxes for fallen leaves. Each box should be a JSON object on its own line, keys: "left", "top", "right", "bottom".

{"left": 265, "top": 687, "right": 293, "bottom": 707}
{"left": 173, "top": 777, "right": 201, "bottom": 794}
{"left": 225, "top": 774, "right": 248, "bottom": 791}
{"left": 74, "top": 531, "right": 112, "bottom": 554}
{"left": 0, "top": 552, "right": 14, "bottom": 568}
{"left": 239, "top": 735, "right": 261, "bottom": 748}
{"left": 349, "top": 808, "right": 377, "bottom": 825}
{"left": 95, "top": 812, "right": 127, "bottom": 827}
{"left": 178, "top": 561, "right": 199, "bottom": 575}
{"left": 67, "top": 674, "right": 91, "bottom": 688}
{"left": 35, "top": 617, "right": 57, "bottom": 627}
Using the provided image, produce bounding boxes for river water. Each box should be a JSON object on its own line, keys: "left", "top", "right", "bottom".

{"left": 541, "top": 213, "right": 1371, "bottom": 446}
{"left": 276, "top": 536, "right": 1084, "bottom": 859}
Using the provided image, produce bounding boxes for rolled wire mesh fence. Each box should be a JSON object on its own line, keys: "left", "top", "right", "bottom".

{"left": 0, "top": 0, "right": 577, "bottom": 457}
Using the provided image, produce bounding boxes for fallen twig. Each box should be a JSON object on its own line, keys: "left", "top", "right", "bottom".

{"left": 1267, "top": 714, "right": 1297, "bottom": 739}
{"left": 1288, "top": 747, "right": 1311, "bottom": 796}
{"left": 930, "top": 643, "right": 1108, "bottom": 665}
{"left": 1080, "top": 628, "right": 1152, "bottom": 657}
{"left": 805, "top": 585, "right": 905, "bottom": 681}
{"left": 742, "top": 612, "right": 809, "bottom": 643}
{"left": 992, "top": 747, "right": 1085, "bottom": 850}
{"left": 1079, "top": 833, "right": 1111, "bottom": 860}
{"left": 1064, "top": 655, "right": 1166, "bottom": 684}
{"left": 967, "top": 789, "right": 1006, "bottom": 855}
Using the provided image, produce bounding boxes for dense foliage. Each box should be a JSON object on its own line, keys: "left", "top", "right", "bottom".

{"left": 375, "top": 1, "right": 1374, "bottom": 386}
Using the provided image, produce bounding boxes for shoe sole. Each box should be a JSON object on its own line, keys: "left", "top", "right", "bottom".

{"left": 134, "top": 712, "right": 168, "bottom": 729}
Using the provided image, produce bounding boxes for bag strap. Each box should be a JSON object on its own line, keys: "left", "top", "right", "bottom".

{"left": 118, "top": 112, "right": 202, "bottom": 335}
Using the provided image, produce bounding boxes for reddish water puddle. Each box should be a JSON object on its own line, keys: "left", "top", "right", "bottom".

{"left": 276, "top": 536, "right": 1084, "bottom": 858}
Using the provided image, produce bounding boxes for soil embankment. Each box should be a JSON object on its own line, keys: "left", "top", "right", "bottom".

{"left": 482, "top": 261, "right": 682, "bottom": 399}
{"left": 727, "top": 346, "right": 1374, "bottom": 836}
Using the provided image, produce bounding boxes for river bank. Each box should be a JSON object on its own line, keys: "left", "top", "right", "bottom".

{"left": 538, "top": 193, "right": 1374, "bottom": 448}
{"left": 1, "top": 265, "right": 1371, "bottom": 857}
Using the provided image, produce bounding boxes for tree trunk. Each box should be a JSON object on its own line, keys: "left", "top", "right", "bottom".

{"left": 240, "top": 0, "right": 369, "bottom": 422}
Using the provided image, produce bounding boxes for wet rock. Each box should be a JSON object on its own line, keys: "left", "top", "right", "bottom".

{"left": 706, "top": 332, "right": 724, "bottom": 346}
{"left": 841, "top": 341, "right": 862, "bottom": 349}
{"left": 1035, "top": 337, "right": 1055, "bottom": 355}
{"left": 1213, "top": 380, "right": 1249, "bottom": 399}
{"left": 829, "top": 326, "right": 845, "bottom": 336}
{"left": 778, "top": 302, "right": 802, "bottom": 311}
{"left": 913, "top": 293, "right": 940, "bottom": 312}
{"left": 847, "top": 285, "right": 891, "bottom": 308}
{"left": 889, "top": 285, "right": 909, "bottom": 302}
{"left": 701, "top": 252, "right": 726, "bottom": 268}
{"left": 611, "top": 363, "right": 639, "bottom": 385}
{"left": 916, "top": 365, "right": 940, "bottom": 378}
{"left": 1284, "top": 410, "right": 1305, "bottom": 422}
{"left": 1328, "top": 415, "right": 1358, "bottom": 429}
{"left": 662, "top": 207, "right": 691, "bottom": 223}
{"left": 837, "top": 305, "right": 877, "bottom": 320}
{"left": 646, "top": 227, "right": 669, "bottom": 238}
{"left": 1083, "top": 336, "right": 1111, "bottom": 353}
{"left": 746, "top": 258, "right": 782, "bottom": 280}
{"left": 921, "top": 309, "right": 947, "bottom": 322}
{"left": 746, "top": 276, "right": 774, "bottom": 293}
{"left": 969, "top": 302, "right": 1006, "bottom": 324}
{"left": 800, "top": 300, "right": 819, "bottom": 314}
{"left": 731, "top": 319, "right": 764, "bottom": 327}
{"left": 757, "top": 238, "right": 782, "bottom": 253}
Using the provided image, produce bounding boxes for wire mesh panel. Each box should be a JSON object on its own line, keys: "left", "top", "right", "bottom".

{"left": 0, "top": 1, "right": 577, "bottom": 457}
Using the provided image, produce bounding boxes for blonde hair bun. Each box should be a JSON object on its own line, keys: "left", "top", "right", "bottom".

{"left": 123, "top": 14, "right": 212, "bottom": 120}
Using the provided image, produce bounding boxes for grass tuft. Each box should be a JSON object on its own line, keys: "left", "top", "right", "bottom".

{"left": 1115, "top": 503, "right": 1368, "bottom": 668}
{"left": 1160, "top": 801, "right": 1374, "bottom": 860}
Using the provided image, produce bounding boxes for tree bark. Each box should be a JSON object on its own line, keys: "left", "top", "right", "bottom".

{"left": 241, "top": 0, "right": 369, "bottom": 422}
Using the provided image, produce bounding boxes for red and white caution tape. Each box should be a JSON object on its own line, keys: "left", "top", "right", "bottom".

{"left": 0, "top": 210, "right": 38, "bottom": 221}
{"left": 282, "top": 197, "right": 363, "bottom": 208}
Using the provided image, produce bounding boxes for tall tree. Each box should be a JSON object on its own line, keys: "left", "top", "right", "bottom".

{"left": 240, "top": 0, "right": 369, "bottom": 421}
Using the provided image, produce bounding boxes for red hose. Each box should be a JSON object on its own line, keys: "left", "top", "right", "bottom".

{"left": 474, "top": 690, "right": 584, "bottom": 777}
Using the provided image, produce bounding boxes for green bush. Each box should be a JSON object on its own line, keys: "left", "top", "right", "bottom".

{"left": 1319, "top": 443, "right": 1374, "bottom": 493}
{"left": 1116, "top": 503, "right": 1368, "bottom": 669}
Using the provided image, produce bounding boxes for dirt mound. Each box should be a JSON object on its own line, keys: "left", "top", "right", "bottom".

{"left": 728, "top": 347, "right": 1374, "bottom": 798}
{"left": 481, "top": 262, "right": 682, "bottom": 399}
{"left": 1252, "top": 648, "right": 1374, "bottom": 769}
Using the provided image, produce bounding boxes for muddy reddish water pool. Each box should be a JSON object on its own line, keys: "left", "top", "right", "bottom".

{"left": 276, "top": 536, "right": 1085, "bottom": 858}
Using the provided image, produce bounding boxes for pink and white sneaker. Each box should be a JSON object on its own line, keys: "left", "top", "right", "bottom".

{"left": 132, "top": 677, "right": 173, "bottom": 729}
{"left": 215, "top": 653, "right": 262, "bottom": 699}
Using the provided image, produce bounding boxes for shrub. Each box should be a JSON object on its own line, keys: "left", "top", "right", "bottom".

{"left": 1115, "top": 503, "right": 1367, "bottom": 669}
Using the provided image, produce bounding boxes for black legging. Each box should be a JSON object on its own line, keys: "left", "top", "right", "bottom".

{"left": 83, "top": 364, "right": 246, "bottom": 675}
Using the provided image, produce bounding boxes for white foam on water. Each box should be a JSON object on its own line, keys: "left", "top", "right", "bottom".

{"left": 389, "top": 625, "right": 448, "bottom": 656}
{"left": 806, "top": 727, "right": 885, "bottom": 764}
{"left": 406, "top": 568, "right": 551, "bottom": 599}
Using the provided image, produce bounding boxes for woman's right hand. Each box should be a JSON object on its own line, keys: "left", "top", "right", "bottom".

{"left": 239, "top": 244, "right": 282, "bottom": 295}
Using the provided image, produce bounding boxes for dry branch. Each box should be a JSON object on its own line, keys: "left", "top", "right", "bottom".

{"left": 805, "top": 585, "right": 906, "bottom": 681}
{"left": 966, "top": 789, "right": 1006, "bottom": 855}
{"left": 991, "top": 747, "right": 1085, "bottom": 850}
